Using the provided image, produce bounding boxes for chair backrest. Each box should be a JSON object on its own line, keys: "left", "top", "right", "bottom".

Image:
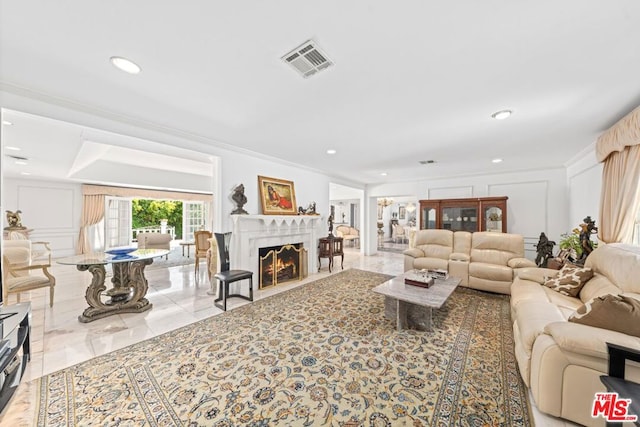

{"left": 2, "top": 245, "right": 31, "bottom": 276}
{"left": 194, "top": 231, "right": 212, "bottom": 253}
{"left": 214, "top": 232, "right": 232, "bottom": 272}
{"left": 206, "top": 237, "right": 218, "bottom": 279}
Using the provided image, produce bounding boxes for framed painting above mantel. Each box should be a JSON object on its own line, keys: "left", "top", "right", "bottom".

{"left": 419, "top": 196, "right": 508, "bottom": 233}
{"left": 258, "top": 176, "right": 298, "bottom": 215}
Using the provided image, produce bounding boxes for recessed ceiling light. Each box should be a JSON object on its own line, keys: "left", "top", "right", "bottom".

{"left": 491, "top": 110, "right": 512, "bottom": 120}
{"left": 419, "top": 160, "right": 436, "bottom": 165}
{"left": 2, "top": 120, "right": 13, "bottom": 126}
{"left": 326, "top": 149, "right": 337, "bottom": 155}
{"left": 492, "top": 158, "right": 503, "bottom": 163}
{"left": 15, "top": 160, "right": 28, "bottom": 165}
{"left": 5, "top": 146, "right": 20, "bottom": 151}
{"left": 110, "top": 56, "right": 141, "bottom": 74}
{"left": 20, "top": 172, "right": 31, "bottom": 176}
{"left": 381, "top": 172, "right": 388, "bottom": 176}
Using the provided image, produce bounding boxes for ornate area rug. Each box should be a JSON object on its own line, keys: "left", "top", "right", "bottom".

{"left": 9, "top": 269, "right": 531, "bottom": 426}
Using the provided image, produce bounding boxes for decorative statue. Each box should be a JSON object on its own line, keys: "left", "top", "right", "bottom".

{"left": 231, "top": 184, "right": 249, "bottom": 215}
{"left": 327, "top": 205, "right": 335, "bottom": 238}
{"left": 4, "top": 209, "right": 26, "bottom": 230}
{"left": 534, "top": 232, "right": 556, "bottom": 268}
{"left": 578, "top": 216, "right": 598, "bottom": 263}
{"left": 298, "top": 202, "right": 319, "bottom": 215}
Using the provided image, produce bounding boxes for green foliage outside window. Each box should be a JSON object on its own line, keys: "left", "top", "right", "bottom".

{"left": 132, "top": 199, "right": 183, "bottom": 239}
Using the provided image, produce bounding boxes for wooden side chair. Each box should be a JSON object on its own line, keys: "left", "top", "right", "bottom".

{"left": 194, "top": 230, "right": 212, "bottom": 277}
{"left": 2, "top": 250, "right": 56, "bottom": 307}
{"left": 212, "top": 232, "right": 253, "bottom": 311}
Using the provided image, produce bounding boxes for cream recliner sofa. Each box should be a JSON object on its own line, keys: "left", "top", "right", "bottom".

{"left": 510, "top": 243, "right": 640, "bottom": 427}
{"left": 403, "top": 230, "right": 534, "bottom": 293}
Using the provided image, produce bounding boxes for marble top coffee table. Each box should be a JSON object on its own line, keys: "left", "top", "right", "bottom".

{"left": 372, "top": 272, "right": 461, "bottom": 331}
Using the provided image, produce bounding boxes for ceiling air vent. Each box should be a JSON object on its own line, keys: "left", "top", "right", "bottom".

{"left": 282, "top": 40, "right": 333, "bottom": 78}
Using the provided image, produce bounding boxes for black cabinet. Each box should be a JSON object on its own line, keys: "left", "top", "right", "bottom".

{"left": 0, "top": 303, "right": 31, "bottom": 414}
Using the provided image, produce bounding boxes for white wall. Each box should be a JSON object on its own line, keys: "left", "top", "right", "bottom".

{"left": 2, "top": 178, "right": 82, "bottom": 256}
{"left": 566, "top": 146, "right": 602, "bottom": 230}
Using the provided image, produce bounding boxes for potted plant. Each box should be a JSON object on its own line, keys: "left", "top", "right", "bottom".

{"left": 558, "top": 230, "right": 582, "bottom": 261}
{"left": 558, "top": 227, "right": 598, "bottom": 264}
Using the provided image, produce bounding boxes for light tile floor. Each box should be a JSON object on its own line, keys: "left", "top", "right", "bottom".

{"left": 2, "top": 247, "right": 577, "bottom": 425}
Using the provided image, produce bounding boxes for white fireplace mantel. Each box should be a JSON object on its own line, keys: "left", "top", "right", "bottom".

{"left": 230, "top": 214, "right": 325, "bottom": 282}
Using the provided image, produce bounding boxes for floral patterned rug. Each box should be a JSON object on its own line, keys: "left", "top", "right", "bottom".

{"left": 11, "top": 269, "right": 531, "bottom": 426}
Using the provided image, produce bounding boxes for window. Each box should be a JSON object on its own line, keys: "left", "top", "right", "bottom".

{"left": 105, "top": 197, "right": 132, "bottom": 249}
{"left": 183, "top": 202, "right": 210, "bottom": 242}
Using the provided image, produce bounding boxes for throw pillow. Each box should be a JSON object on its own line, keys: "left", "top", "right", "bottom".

{"left": 569, "top": 294, "right": 640, "bottom": 338}
{"left": 543, "top": 263, "right": 594, "bottom": 297}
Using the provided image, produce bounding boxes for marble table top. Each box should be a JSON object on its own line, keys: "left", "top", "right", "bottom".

{"left": 372, "top": 272, "right": 461, "bottom": 309}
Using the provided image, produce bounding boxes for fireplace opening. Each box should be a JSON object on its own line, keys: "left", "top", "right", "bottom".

{"left": 259, "top": 243, "right": 307, "bottom": 288}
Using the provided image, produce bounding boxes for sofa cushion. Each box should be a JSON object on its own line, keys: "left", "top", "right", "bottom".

{"left": 569, "top": 294, "right": 640, "bottom": 338}
{"left": 543, "top": 264, "right": 593, "bottom": 297}
{"left": 585, "top": 243, "right": 640, "bottom": 294}
{"left": 469, "top": 262, "right": 513, "bottom": 282}
{"left": 579, "top": 274, "right": 621, "bottom": 303}
{"left": 413, "top": 257, "right": 449, "bottom": 271}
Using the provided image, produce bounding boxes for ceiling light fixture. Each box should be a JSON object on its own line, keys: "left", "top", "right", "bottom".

{"left": 326, "top": 149, "right": 337, "bottom": 155}
{"left": 15, "top": 160, "right": 28, "bottom": 165}
{"left": 110, "top": 56, "right": 141, "bottom": 74}
{"left": 5, "top": 146, "right": 21, "bottom": 151}
{"left": 2, "top": 120, "right": 13, "bottom": 126}
{"left": 380, "top": 172, "right": 388, "bottom": 176}
{"left": 492, "top": 158, "right": 503, "bottom": 163}
{"left": 491, "top": 110, "right": 512, "bottom": 120}
{"left": 21, "top": 172, "right": 31, "bottom": 176}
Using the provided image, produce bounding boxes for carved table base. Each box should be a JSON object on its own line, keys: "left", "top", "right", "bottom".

{"left": 77, "top": 259, "right": 154, "bottom": 323}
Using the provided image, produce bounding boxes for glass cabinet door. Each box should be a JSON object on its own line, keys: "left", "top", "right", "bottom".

{"left": 484, "top": 206, "right": 503, "bottom": 232}
{"left": 421, "top": 206, "right": 437, "bottom": 229}
{"left": 442, "top": 207, "right": 477, "bottom": 232}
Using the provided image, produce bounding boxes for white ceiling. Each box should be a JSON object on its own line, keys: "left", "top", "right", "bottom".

{"left": 2, "top": 1, "right": 640, "bottom": 184}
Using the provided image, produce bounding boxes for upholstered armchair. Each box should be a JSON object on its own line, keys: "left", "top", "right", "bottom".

{"left": 2, "top": 244, "right": 56, "bottom": 306}
{"left": 392, "top": 224, "right": 408, "bottom": 243}
{"left": 3, "top": 239, "right": 52, "bottom": 266}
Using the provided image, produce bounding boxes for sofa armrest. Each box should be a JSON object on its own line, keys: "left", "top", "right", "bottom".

{"left": 403, "top": 248, "right": 425, "bottom": 258}
{"left": 449, "top": 252, "right": 469, "bottom": 262}
{"left": 516, "top": 267, "right": 559, "bottom": 284}
{"left": 508, "top": 257, "right": 537, "bottom": 269}
{"left": 545, "top": 322, "right": 640, "bottom": 360}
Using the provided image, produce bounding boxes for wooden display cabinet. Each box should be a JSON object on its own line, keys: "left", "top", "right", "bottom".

{"left": 419, "top": 197, "right": 508, "bottom": 233}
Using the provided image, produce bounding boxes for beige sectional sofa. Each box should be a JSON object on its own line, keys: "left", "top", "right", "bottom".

{"left": 403, "top": 229, "right": 535, "bottom": 294}
{"left": 510, "top": 243, "right": 640, "bottom": 427}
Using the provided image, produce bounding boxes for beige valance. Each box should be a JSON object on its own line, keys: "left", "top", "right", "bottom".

{"left": 596, "top": 106, "right": 640, "bottom": 162}
{"left": 82, "top": 184, "right": 213, "bottom": 202}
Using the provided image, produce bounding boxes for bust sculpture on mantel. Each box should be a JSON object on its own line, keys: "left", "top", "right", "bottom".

{"left": 230, "top": 184, "right": 249, "bottom": 215}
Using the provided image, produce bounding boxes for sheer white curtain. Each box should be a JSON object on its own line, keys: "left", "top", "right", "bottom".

{"left": 596, "top": 106, "right": 640, "bottom": 244}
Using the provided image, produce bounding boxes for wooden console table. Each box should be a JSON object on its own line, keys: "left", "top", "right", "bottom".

{"left": 318, "top": 237, "right": 344, "bottom": 273}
